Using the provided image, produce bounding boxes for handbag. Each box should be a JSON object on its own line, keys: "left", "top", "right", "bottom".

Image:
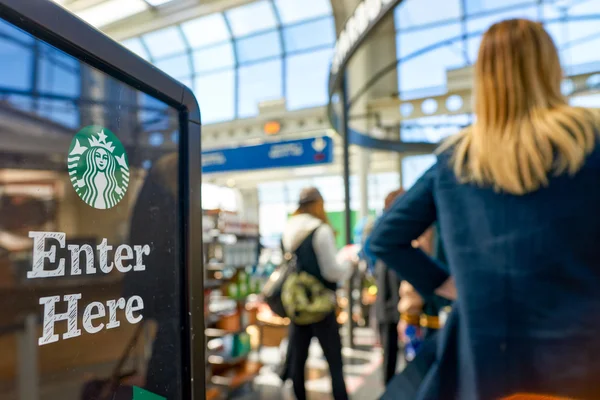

{"left": 262, "top": 252, "right": 296, "bottom": 318}
{"left": 80, "top": 321, "right": 147, "bottom": 400}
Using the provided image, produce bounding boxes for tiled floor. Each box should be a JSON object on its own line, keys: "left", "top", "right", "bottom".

{"left": 244, "top": 327, "right": 390, "bottom": 400}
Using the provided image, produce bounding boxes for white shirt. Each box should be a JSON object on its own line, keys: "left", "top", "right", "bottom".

{"left": 282, "top": 214, "right": 352, "bottom": 283}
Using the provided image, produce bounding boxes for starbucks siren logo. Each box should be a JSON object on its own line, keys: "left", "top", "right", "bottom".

{"left": 68, "top": 126, "right": 129, "bottom": 209}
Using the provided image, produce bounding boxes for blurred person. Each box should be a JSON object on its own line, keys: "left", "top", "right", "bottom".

{"left": 369, "top": 19, "right": 600, "bottom": 400}
{"left": 372, "top": 188, "right": 404, "bottom": 384}
{"left": 282, "top": 187, "right": 351, "bottom": 400}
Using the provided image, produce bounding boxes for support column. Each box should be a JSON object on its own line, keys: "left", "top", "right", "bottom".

{"left": 358, "top": 147, "right": 370, "bottom": 218}
{"left": 340, "top": 74, "right": 354, "bottom": 350}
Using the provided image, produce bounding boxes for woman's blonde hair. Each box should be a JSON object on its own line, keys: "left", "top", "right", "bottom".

{"left": 442, "top": 19, "right": 599, "bottom": 195}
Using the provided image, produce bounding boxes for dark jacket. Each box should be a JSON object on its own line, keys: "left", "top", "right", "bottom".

{"left": 374, "top": 259, "right": 401, "bottom": 324}
{"left": 369, "top": 144, "right": 600, "bottom": 400}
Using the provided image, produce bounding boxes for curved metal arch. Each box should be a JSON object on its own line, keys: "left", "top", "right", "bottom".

{"left": 329, "top": 12, "right": 600, "bottom": 151}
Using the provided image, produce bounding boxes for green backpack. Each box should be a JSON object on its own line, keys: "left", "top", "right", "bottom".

{"left": 281, "top": 258, "right": 336, "bottom": 325}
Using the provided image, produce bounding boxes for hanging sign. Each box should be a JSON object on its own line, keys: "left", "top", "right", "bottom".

{"left": 202, "top": 136, "right": 333, "bottom": 174}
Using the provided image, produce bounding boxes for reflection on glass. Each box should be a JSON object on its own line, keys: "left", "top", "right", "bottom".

{"left": 0, "top": 17, "right": 183, "bottom": 400}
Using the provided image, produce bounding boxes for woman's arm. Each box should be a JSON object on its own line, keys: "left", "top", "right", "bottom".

{"left": 369, "top": 165, "right": 449, "bottom": 298}
{"left": 313, "top": 224, "right": 352, "bottom": 283}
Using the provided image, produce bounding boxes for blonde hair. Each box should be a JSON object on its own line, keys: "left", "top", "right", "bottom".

{"left": 441, "top": 19, "right": 600, "bottom": 195}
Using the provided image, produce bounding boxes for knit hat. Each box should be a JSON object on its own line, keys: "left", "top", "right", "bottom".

{"left": 298, "top": 187, "right": 323, "bottom": 206}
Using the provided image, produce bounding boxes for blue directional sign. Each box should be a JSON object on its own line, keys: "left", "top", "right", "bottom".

{"left": 202, "top": 136, "right": 334, "bottom": 174}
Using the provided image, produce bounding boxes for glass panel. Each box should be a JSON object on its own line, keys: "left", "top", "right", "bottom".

{"left": 193, "top": 42, "right": 235, "bottom": 73}
{"left": 541, "top": 3, "right": 563, "bottom": 19}
{"left": 466, "top": 5, "right": 538, "bottom": 34}
{"left": 155, "top": 54, "right": 191, "bottom": 79}
{"left": 570, "top": 93, "right": 600, "bottom": 107}
{"left": 397, "top": 23, "right": 462, "bottom": 58}
{"left": 226, "top": 1, "right": 278, "bottom": 37}
{"left": 181, "top": 13, "right": 231, "bottom": 48}
{"left": 564, "top": 20, "right": 600, "bottom": 69}
{"left": 401, "top": 114, "right": 470, "bottom": 142}
{"left": 0, "top": 16, "right": 184, "bottom": 400}
{"left": 275, "top": 0, "right": 332, "bottom": 24}
{"left": 465, "top": 5, "right": 539, "bottom": 62}
{"left": 121, "top": 38, "right": 150, "bottom": 61}
{"left": 464, "top": 0, "right": 536, "bottom": 15}
{"left": 0, "top": 18, "right": 34, "bottom": 43}
{"left": 37, "top": 98, "right": 79, "bottom": 128}
{"left": 195, "top": 70, "right": 235, "bottom": 123}
{"left": 544, "top": 21, "right": 568, "bottom": 63}
{"left": 286, "top": 48, "right": 331, "bottom": 110}
{"left": 394, "top": 0, "right": 461, "bottom": 29}
{"left": 258, "top": 181, "right": 286, "bottom": 203}
{"left": 314, "top": 176, "right": 344, "bottom": 203}
{"left": 402, "top": 155, "right": 437, "bottom": 189}
{"left": 0, "top": 37, "right": 32, "bottom": 90}
{"left": 283, "top": 17, "right": 335, "bottom": 53}
{"left": 568, "top": 0, "right": 600, "bottom": 16}
{"left": 238, "top": 59, "right": 283, "bottom": 118}
{"left": 38, "top": 46, "right": 80, "bottom": 97}
{"left": 143, "top": 26, "right": 187, "bottom": 59}
{"left": 236, "top": 30, "right": 281, "bottom": 64}
{"left": 399, "top": 47, "right": 466, "bottom": 97}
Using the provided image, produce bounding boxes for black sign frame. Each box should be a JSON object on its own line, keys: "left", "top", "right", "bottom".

{"left": 0, "top": 0, "right": 204, "bottom": 398}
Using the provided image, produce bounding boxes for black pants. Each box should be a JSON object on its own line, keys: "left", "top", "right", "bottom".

{"left": 379, "top": 323, "right": 400, "bottom": 385}
{"left": 289, "top": 312, "right": 349, "bottom": 400}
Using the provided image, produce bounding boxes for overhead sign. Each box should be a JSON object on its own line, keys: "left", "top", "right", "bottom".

{"left": 202, "top": 136, "right": 333, "bottom": 174}
{"left": 329, "top": 0, "right": 400, "bottom": 93}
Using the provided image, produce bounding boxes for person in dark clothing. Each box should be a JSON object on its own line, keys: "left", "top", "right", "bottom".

{"left": 375, "top": 259, "right": 401, "bottom": 383}
{"left": 370, "top": 19, "right": 600, "bottom": 400}
{"left": 372, "top": 189, "right": 404, "bottom": 384}
{"left": 282, "top": 187, "right": 351, "bottom": 400}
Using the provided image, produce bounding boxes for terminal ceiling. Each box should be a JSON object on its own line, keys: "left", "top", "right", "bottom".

{"left": 32, "top": 0, "right": 600, "bottom": 140}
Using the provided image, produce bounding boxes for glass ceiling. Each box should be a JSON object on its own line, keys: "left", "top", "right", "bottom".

{"left": 121, "top": 0, "right": 335, "bottom": 125}
{"left": 393, "top": 0, "right": 600, "bottom": 142}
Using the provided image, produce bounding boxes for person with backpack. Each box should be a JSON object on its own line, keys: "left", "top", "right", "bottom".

{"left": 281, "top": 187, "right": 351, "bottom": 400}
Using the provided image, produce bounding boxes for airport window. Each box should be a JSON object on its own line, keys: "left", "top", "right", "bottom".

{"left": 236, "top": 30, "right": 282, "bottom": 64}
{"left": 286, "top": 48, "right": 331, "bottom": 110}
{"left": 274, "top": 0, "right": 332, "bottom": 24}
{"left": 225, "top": 0, "right": 278, "bottom": 37}
{"left": 155, "top": 53, "right": 192, "bottom": 79}
{"left": 283, "top": 17, "right": 335, "bottom": 53}
{"left": 194, "top": 70, "right": 236, "bottom": 123}
{"left": 193, "top": 42, "right": 235, "bottom": 73}
{"left": 180, "top": 13, "right": 231, "bottom": 48}
{"left": 238, "top": 59, "right": 283, "bottom": 117}
{"left": 395, "top": 0, "right": 461, "bottom": 29}
{"left": 143, "top": 26, "right": 187, "bottom": 59}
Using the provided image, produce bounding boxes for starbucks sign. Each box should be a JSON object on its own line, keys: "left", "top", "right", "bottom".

{"left": 68, "top": 126, "right": 129, "bottom": 209}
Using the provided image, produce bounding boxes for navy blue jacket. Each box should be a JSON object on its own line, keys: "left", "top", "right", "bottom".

{"left": 369, "top": 144, "right": 600, "bottom": 399}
